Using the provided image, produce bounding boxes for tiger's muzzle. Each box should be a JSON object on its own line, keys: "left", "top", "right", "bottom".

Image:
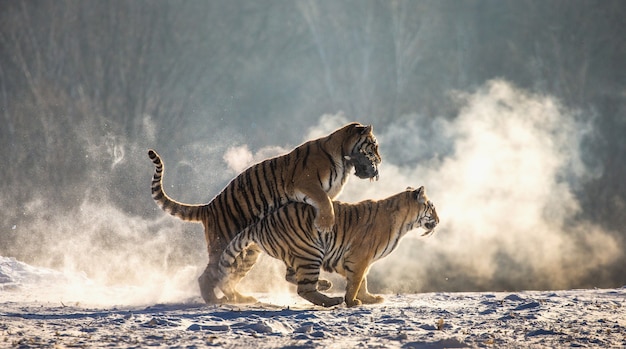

{"left": 349, "top": 148, "right": 381, "bottom": 181}
{"left": 420, "top": 210, "right": 439, "bottom": 237}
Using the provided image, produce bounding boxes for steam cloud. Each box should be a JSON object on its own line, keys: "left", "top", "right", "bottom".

{"left": 2, "top": 79, "right": 621, "bottom": 306}
{"left": 358, "top": 80, "right": 620, "bottom": 292}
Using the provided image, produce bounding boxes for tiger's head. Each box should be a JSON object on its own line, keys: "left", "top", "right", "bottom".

{"left": 406, "top": 186, "right": 439, "bottom": 236}
{"left": 341, "top": 123, "right": 381, "bottom": 180}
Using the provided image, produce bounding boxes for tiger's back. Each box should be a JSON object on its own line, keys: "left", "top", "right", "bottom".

{"left": 217, "top": 186, "right": 439, "bottom": 307}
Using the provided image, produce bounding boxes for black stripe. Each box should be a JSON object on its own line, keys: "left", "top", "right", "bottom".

{"left": 262, "top": 218, "right": 288, "bottom": 258}
{"left": 219, "top": 187, "right": 240, "bottom": 232}
{"left": 316, "top": 172, "right": 324, "bottom": 190}
{"left": 242, "top": 170, "right": 262, "bottom": 217}
{"left": 223, "top": 247, "right": 238, "bottom": 261}
{"left": 226, "top": 179, "right": 248, "bottom": 229}
{"left": 268, "top": 159, "right": 284, "bottom": 208}
{"left": 236, "top": 175, "right": 254, "bottom": 219}
{"left": 212, "top": 201, "right": 232, "bottom": 238}
{"left": 319, "top": 146, "right": 337, "bottom": 184}
{"left": 350, "top": 138, "right": 364, "bottom": 155}
{"left": 301, "top": 142, "right": 311, "bottom": 168}
{"left": 252, "top": 163, "right": 271, "bottom": 214}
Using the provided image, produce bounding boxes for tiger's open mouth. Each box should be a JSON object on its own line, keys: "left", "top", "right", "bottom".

{"left": 420, "top": 220, "right": 438, "bottom": 237}
{"left": 420, "top": 228, "right": 436, "bottom": 237}
{"left": 349, "top": 148, "right": 380, "bottom": 181}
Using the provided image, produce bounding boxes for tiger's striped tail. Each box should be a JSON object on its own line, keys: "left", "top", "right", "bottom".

{"left": 148, "top": 149, "right": 204, "bottom": 222}
{"left": 216, "top": 229, "right": 254, "bottom": 296}
{"left": 218, "top": 229, "right": 254, "bottom": 277}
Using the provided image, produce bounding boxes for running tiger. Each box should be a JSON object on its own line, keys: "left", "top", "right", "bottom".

{"left": 216, "top": 186, "right": 439, "bottom": 307}
{"left": 148, "top": 122, "right": 381, "bottom": 303}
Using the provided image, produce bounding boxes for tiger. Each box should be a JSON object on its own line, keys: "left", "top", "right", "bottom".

{"left": 216, "top": 186, "right": 439, "bottom": 307}
{"left": 148, "top": 122, "right": 381, "bottom": 303}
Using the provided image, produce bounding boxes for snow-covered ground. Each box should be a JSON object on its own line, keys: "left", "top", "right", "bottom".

{"left": 1, "top": 256, "right": 625, "bottom": 348}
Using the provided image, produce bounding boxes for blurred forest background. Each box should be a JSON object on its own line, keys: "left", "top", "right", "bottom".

{"left": 1, "top": 0, "right": 625, "bottom": 292}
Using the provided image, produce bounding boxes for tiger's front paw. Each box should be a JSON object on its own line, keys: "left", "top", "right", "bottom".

{"left": 322, "top": 297, "right": 344, "bottom": 307}
{"left": 345, "top": 298, "right": 362, "bottom": 307}
{"left": 231, "top": 291, "right": 257, "bottom": 304}
{"left": 314, "top": 213, "right": 335, "bottom": 233}
{"left": 359, "top": 294, "right": 384, "bottom": 304}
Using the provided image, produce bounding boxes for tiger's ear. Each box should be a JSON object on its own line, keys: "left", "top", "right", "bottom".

{"left": 406, "top": 186, "right": 415, "bottom": 191}
{"left": 414, "top": 186, "right": 426, "bottom": 204}
{"left": 361, "top": 125, "right": 372, "bottom": 135}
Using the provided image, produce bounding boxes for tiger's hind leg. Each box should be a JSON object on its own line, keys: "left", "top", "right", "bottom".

{"left": 198, "top": 241, "right": 227, "bottom": 304}
{"left": 220, "top": 245, "right": 262, "bottom": 304}
{"left": 286, "top": 267, "right": 332, "bottom": 291}
{"left": 198, "top": 242, "right": 261, "bottom": 304}
{"left": 356, "top": 277, "right": 384, "bottom": 305}
{"left": 294, "top": 264, "right": 343, "bottom": 307}
{"left": 198, "top": 265, "right": 220, "bottom": 304}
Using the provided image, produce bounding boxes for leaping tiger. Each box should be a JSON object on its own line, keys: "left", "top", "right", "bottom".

{"left": 148, "top": 122, "right": 381, "bottom": 303}
{"left": 216, "top": 186, "right": 439, "bottom": 307}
